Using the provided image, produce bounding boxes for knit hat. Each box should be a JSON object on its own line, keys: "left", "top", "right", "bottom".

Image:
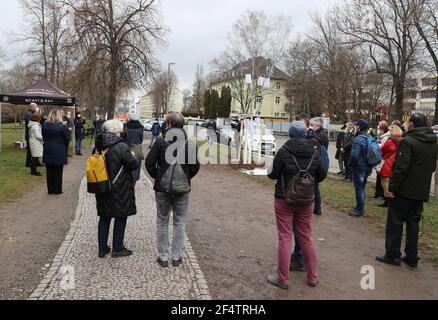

{"left": 289, "top": 121, "right": 307, "bottom": 139}
{"left": 129, "top": 113, "right": 140, "bottom": 121}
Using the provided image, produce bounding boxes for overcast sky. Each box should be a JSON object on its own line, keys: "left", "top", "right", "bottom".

{"left": 0, "top": 0, "right": 336, "bottom": 91}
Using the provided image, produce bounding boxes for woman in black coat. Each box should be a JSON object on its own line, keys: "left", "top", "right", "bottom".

{"left": 42, "top": 110, "right": 69, "bottom": 195}
{"left": 74, "top": 112, "right": 86, "bottom": 156}
{"left": 123, "top": 113, "right": 144, "bottom": 186}
{"left": 95, "top": 119, "right": 139, "bottom": 259}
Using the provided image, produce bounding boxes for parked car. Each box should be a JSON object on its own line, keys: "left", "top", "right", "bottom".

{"left": 247, "top": 128, "right": 277, "bottom": 155}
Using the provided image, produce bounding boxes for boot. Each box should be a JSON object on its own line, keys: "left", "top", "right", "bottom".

{"left": 378, "top": 198, "right": 389, "bottom": 208}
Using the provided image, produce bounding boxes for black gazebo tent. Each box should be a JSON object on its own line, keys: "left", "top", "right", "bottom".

{"left": 0, "top": 77, "right": 76, "bottom": 152}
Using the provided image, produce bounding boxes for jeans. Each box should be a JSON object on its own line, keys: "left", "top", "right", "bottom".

{"left": 352, "top": 169, "right": 371, "bottom": 216}
{"left": 155, "top": 192, "right": 189, "bottom": 262}
{"left": 274, "top": 198, "right": 317, "bottom": 285}
{"left": 385, "top": 195, "right": 423, "bottom": 261}
{"left": 75, "top": 138, "right": 83, "bottom": 153}
{"left": 314, "top": 183, "right": 321, "bottom": 213}
{"left": 98, "top": 217, "right": 128, "bottom": 252}
{"left": 291, "top": 230, "right": 304, "bottom": 266}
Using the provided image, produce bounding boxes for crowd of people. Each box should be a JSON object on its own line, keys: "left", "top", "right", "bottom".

{"left": 22, "top": 102, "right": 438, "bottom": 290}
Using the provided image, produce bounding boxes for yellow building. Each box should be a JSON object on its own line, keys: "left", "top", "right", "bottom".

{"left": 210, "top": 57, "right": 291, "bottom": 119}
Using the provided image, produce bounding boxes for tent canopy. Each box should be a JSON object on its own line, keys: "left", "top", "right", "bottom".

{"left": 0, "top": 77, "right": 76, "bottom": 106}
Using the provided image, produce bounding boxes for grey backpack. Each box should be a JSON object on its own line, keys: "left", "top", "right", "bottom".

{"left": 160, "top": 161, "right": 191, "bottom": 195}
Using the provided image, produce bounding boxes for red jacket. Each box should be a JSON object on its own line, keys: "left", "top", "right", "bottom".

{"left": 379, "top": 137, "right": 402, "bottom": 178}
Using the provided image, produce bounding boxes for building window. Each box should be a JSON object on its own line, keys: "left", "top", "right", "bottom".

{"left": 256, "top": 96, "right": 262, "bottom": 103}
{"left": 281, "top": 113, "right": 286, "bottom": 118}
{"left": 275, "top": 97, "right": 281, "bottom": 104}
{"left": 275, "top": 82, "right": 281, "bottom": 90}
{"left": 274, "top": 113, "right": 280, "bottom": 117}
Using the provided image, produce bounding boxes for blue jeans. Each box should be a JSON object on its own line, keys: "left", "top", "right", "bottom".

{"left": 314, "top": 183, "right": 321, "bottom": 213}
{"left": 75, "top": 138, "right": 83, "bottom": 153}
{"left": 352, "top": 169, "right": 372, "bottom": 216}
{"left": 98, "top": 217, "right": 128, "bottom": 252}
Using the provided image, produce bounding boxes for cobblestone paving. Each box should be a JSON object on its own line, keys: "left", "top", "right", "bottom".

{"left": 29, "top": 172, "right": 211, "bottom": 300}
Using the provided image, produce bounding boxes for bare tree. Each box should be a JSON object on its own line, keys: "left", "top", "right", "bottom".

{"left": 413, "top": 0, "right": 438, "bottom": 124}
{"left": 335, "top": 0, "right": 422, "bottom": 121}
{"left": 192, "top": 65, "right": 206, "bottom": 115}
{"left": 149, "top": 70, "right": 177, "bottom": 117}
{"left": 212, "top": 10, "right": 292, "bottom": 115}
{"left": 66, "top": 0, "right": 166, "bottom": 118}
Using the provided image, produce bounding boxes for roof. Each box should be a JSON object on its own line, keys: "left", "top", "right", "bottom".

{"left": 0, "top": 77, "right": 76, "bottom": 106}
{"left": 211, "top": 56, "right": 290, "bottom": 85}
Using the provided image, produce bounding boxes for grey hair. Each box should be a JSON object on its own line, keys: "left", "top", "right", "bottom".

{"left": 166, "top": 112, "right": 185, "bottom": 129}
{"left": 310, "top": 117, "right": 323, "bottom": 126}
{"left": 103, "top": 119, "right": 124, "bottom": 134}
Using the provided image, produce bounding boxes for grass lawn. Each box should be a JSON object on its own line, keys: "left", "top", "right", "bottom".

{"left": 247, "top": 173, "right": 438, "bottom": 265}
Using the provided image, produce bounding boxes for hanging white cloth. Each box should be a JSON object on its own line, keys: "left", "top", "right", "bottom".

{"left": 245, "top": 74, "right": 252, "bottom": 85}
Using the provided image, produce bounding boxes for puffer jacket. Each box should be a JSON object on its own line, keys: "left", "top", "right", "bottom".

{"left": 28, "top": 121, "right": 44, "bottom": 158}
{"left": 390, "top": 127, "right": 438, "bottom": 202}
{"left": 145, "top": 128, "right": 200, "bottom": 193}
{"left": 308, "top": 128, "right": 329, "bottom": 149}
{"left": 95, "top": 132, "right": 140, "bottom": 218}
{"left": 379, "top": 137, "right": 402, "bottom": 178}
{"left": 268, "top": 138, "right": 328, "bottom": 199}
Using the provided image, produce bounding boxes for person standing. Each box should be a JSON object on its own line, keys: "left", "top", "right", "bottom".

{"left": 28, "top": 113, "right": 44, "bottom": 176}
{"left": 92, "top": 115, "right": 105, "bottom": 154}
{"left": 348, "top": 120, "right": 373, "bottom": 217}
{"left": 267, "top": 121, "right": 327, "bottom": 289}
{"left": 25, "top": 103, "right": 38, "bottom": 167}
{"left": 63, "top": 111, "right": 74, "bottom": 158}
{"left": 150, "top": 119, "right": 161, "bottom": 149}
{"left": 307, "top": 117, "right": 329, "bottom": 216}
{"left": 74, "top": 112, "right": 86, "bottom": 156}
{"left": 377, "top": 125, "right": 403, "bottom": 208}
{"left": 376, "top": 114, "right": 438, "bottom": 268}
{"left": 42, "top": 110, "right": 69, "bottom": 195}
{"left": 123, "top": 113, "right": 145, "bottom": 187}
{"left": 146, "top": 113, "right": 200, "bottom": 268}
{"left": 95, "top": 119, "right": 139, "bottom": 258}
{"left": 342, "top": 122, "right": 355, "bottom": 182}
{"left": 335, "top": 124, "right": 347, "bottom": 175}
{"left": 373, "top": 121, "right": 389, "bottom": 200}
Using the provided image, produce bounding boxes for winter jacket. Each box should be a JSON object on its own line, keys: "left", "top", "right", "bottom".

{"left": 379, "top": 137, "right": 402, "bottom": 178}
{"left": 145, "top": 128, "right": 200, "bottom": 193}
{"left": 268, "top": 138, "right": 328, "bottom": 199}
{"left": 335, "top": 130, "right": 346, "bottom": 160}
{"left": 349, "top": 131, "right": 372, "bottom": 172}
{"left": 389, "top": 127, "right": 438, "bottom": 202}
{"left": 24, "top": 108, "right": 35, "bottom": 141}
{"left": 343, "top": 129, "right": 355, "bottom": 153}
{"left": 123, "top": 120, "right": 144, "bottom": 146}
{"left": 42, "top": 122, "right": 69, "bottom": 166}
{"left": 308, "top": 128, "right": 329, "bottom": 150}
{"left": 74, "top": 117, "right": 86, "bottom": 140}
{"left": 28, "top": 121, "right": 44, "bottom": 158}
{"left": 93, "top": 119, "right": 105, "bottom": 136}
{"left": 95, "top": 132, "right": 140, "bottom": 218}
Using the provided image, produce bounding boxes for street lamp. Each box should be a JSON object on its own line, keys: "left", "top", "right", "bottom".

{"left": 166, "top": 62, "right": 176, "bottom": 115}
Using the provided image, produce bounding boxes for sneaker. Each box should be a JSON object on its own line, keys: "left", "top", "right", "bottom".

{"left": 401, "top": 256, "right": 419, "bottom": 268}
{"left": 266, "top": 275, "right": 288, "bottom": 290}
{"left": 156, "top": 257, "right": 169, "bottom": 268}
{"left": 375, "top": 255, "right": 401, "bottom": 267}
{"left": 172, "top": 258, "right": 183, "bottom": 267}
{"left": 307, "top": 278, "right": 319, "bottom": 288}
{"left": 314, "top": 210, "right": 322, "bottom": 216}
{"left": 112, "top": 248, "right": 133, "bottom": 258}
{"left": 348, "top": 209, "right": 363, "bottom": 217}
{"left": 98, "top": 246, "right": 111, "bottom": 258}
{"left": 31, "top": 172, "right": 42, "bottom": 176}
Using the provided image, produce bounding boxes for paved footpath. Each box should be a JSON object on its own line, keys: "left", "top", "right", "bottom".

{"left": 29, "top": 171, "right": 211, "bottom": 300}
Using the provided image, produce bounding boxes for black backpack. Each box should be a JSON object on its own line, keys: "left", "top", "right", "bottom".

{"left": 282, "top": 149, "right": 317, "bottom": 205}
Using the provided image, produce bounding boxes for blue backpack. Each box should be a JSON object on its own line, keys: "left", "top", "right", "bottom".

{"left": 365, "top": 136, "right": 382, "bottom": 167}
{"left": 320, "top": 145, "right": 330, "bottom": 173}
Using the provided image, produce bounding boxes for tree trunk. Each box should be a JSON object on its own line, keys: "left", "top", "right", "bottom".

{"left": 108, "top": 61, "right": 118, "bottom": 119}
{"left": 434, "top": 79, "right": 438, "bottom": 126}
{"left": 392, "top": 78, "right": 405, "bottom": 122}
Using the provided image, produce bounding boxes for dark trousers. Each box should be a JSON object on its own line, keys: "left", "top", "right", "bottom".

{"left": 291, "top": 229, "right": 304, "bottom": 266}
{"left": 344, "top": 151, "right": 352, "bottom": 179}
{"left": 26, "top": 141, "right": 32, "bottom": 167}
{"left": 98, "top": 217, "right": 128, "bottom": 252}
{"left": 46, "top": 165, "right": 64, "bottom": 194}
{"left": 31, "top": 157, "right": 39, "bottom": 175}
{"left": 375, "top": 175, "right": 384, "bottom": 198}
{"left": 385, "top": 195, "right": 423, "bottom": 261}
{"left": 314, "top": 183, "right": 321, "bottom": 212}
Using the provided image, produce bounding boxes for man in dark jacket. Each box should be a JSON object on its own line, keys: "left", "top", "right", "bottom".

{"left": 95, "top": 119, "right": 139, "bottom": 259}
{"left": 146, "top": 113, "right": 200, "bottom": 268}
{"left": 25, "top": 103, "right": 38, "bottom": 167}
{"left": 342, "top": 122, "right": 355, "bottom": 181}
{"left": 74, "top": 112, "right": 86, "bottom": 156}
{"left": 266, "top": 121, "right": 327, "bottom": 289}
{"left": 307, "top": 117, "right": 329, "bottom": 216}
{"left": 348, "top": 120, "right": 373, "bottom": 217}
{"left": 150, "top": 119, "right": 161, "bottom": 149}
{"left": 376, "top": 113, "right": 438, "bottom": 268}
{"left": 335, "top": 125, "right": 347, "bottom": 175}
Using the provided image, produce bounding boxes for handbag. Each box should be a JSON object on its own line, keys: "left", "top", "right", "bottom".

{"left": 130, "top": 144, "right": 145, "bottom": 160}
{"left": 375, "top": 160, "right": 385, "bottom": 173}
